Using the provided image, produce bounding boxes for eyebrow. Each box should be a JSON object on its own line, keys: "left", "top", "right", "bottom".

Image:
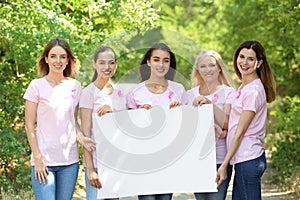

{"left": 98, "top": 59, "right": 115, "bottom": 61}
{"left": 152, "top": 56, "right": 170, "bottom": 59}
{"left": 49, "top": 53, "right": 67, "bottom": 56}
{"left": 240, "top": 53, "right": 255, "bottom": 58}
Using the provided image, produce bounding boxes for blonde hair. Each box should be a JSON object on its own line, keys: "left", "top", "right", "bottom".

{"left": 191, "top": 50, "right": 234, "bottom": 87}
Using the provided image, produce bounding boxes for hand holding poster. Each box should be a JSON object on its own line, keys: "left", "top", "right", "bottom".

{"left": 92, "top": 104, "right": 217, "bottom": 199}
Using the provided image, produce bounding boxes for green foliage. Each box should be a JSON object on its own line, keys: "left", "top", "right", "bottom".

{"left": 269, "top": 96, "right": 300, "bottom": 187}
{"left": 218, "top": 0, "right": 300, "bottom": 96}
{"left": 1, "top": 0, "right": 300, "bottom": 196}
{"left": 0, "top": 0, "right": 159, "bottom": 194}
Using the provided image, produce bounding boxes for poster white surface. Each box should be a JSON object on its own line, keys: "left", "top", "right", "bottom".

{"left": 92, "top": 105, "right": 217, "bottom": 199}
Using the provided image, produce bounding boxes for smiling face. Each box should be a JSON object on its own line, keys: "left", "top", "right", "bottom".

{"left": 93, "top": 51, "right": 117, "bottom": 79}
{"left": 236, "top": 48, "right": 263, "bottom": 79}
{"left": 147, "top": 49, "right": 171, "bottom": 79}
{"left": 45, "top": 45, "right": 68, "bottom": 75}
{"left": 196, "top": 55, "right": 221, "bottom": 85}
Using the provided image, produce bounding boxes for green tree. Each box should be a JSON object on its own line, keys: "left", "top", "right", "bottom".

{"left": 0, "top": 0, "right": 158, "bottom": 194}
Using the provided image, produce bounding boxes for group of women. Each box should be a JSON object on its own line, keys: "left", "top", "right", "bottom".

{"left": 24, "top": 38, "right": 276, "bottom": 200}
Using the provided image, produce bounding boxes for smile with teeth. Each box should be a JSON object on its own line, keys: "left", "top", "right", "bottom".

{"left": 156, "top": 68, "right": 166, "bottom": 73}
{"left": 204, "top": 73, "right": 214, "bottom": 77}
{"left": 102, "top": 70, "right": 112, "bottom": 75}
{"left": 240, "top": 65, "right": 250, "bottom": 71}
{"left": 53, "top": 65, "right": 63, "bottom": 69}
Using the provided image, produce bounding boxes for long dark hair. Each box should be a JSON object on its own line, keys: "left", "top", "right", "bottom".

{"left": 139, "top": 43, "right": 176, "bottom": 82}
{"left": 38, "top": 38, "right": 77, "bottom": 77}
{"left": 91, "top": 47, "right": 117, "bottom": 82}
{"left": 233, "top": 40, "right": 276, "bottom": 102}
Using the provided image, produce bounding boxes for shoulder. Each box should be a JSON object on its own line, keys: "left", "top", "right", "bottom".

{"left": 129, "top": 82, "right": 147, "bottom": 93}
{"left": 221, "top": 85, "right": 236, "bottom": 93}
{"left": 27, "top": 77, "right": 45, "bottom": 89}
{"left": 81, "top": 83, "right": 95, "bottom": 94}
{"left": 30, "top": 77, "right": 44, "bottom": 84}
{"left": 245, "top": 79, "right": 265, "bottom": 94}
{"left": 168, "top": 80, "right": 185, "bottom": 91}
{"left": 67, "top": 77, "right": 81, "bottom": 86}
{"left": 186, "top": 86, "right": 199, "bottom": 94}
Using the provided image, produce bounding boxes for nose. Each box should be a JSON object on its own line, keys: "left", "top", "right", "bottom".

{"left": 242, "top": 58, "right": 248, "bottom": 64}
{"left": 104, "top": 63, "right": 112, "bottom": 69}
{"left": 56, "top": 57, "right": 62, "bottom": 63}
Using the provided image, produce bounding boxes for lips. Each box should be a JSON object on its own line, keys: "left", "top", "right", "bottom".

{"left": 156, "top": 68, "right": 166, "bottom": 73}
{"left": 204, "top": 73, "right": 214, "bottom": 77}
{"left": 53, "top": 65, "right": 63, "bottom": 70}
{"left": 102, "top": 70, "right": 112, "bottom": 75}
{"left": 239, "top": 65, "right": 250, "bottom": 71}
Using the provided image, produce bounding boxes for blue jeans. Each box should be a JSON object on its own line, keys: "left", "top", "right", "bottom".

{"left": 138, "top": 194, "right": 173, "bottom": 200}
{"left": 84, "top": 167, "right": 119, "bottom": 200}
{"left": 232, "top": 152, "right": 266, "bottom": 200}
{"left": 194, "top": 164, "right": 232, "bottom": 200}
{"left": 31, "top": 162, "right": 79, "bottom": 200}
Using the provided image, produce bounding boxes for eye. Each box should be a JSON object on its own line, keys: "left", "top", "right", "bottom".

{"left": 109, "top": 61, "right": 116, "bottom": 65}
{"left": 239, "top": 54, "right": 245, "bottom": 59}
{"left": 209, "top": 64, "right": 216, "bottom": 68}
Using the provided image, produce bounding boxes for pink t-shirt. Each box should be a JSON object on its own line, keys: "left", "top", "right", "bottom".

{"left": 23, "top": 77, "right": 81, "bottom": 166}
{"left": 79, "top": 83, "right": 126, "bottom": 167}
{"left": 126, "top": 80, "right": 186, "bottom": 109}
{"left": 184, "top": 85, "right": 236, "bottom": 164}
{"left": 227, "top": 79, "right": 267, "bottom": 164}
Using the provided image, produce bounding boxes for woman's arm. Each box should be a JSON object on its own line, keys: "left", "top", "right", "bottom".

{"left": 216, "top": 110, "right": 256, "bottom": 187}
{"left": 25, "top": 100, "right": 48, "bottom": 184}
{"left": 75, "top": 105, "right": 96, "bottom": 150}
{"left": 80, "top": 107, "right": 102, "bottom": 189}
{"left": 193, "top": 95, "right": 227, "bottom": 129}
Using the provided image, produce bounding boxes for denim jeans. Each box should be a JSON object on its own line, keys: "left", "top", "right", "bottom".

{"left": 84, "top": 167, "right": 119, "bottom": 200}
{"left": 31, "top": 162, "right": 79, "bottom": 200}
{"left": 232, "top": 152, "right": 266, "bottom": 200}
{"left": 194, "top": 164, "right": 233, "bottom": 200}
{"left": 138, "top": 193, "right": 173, "bottom": 200}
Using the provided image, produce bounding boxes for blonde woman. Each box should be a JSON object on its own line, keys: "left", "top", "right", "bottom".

{"left": 184, "top": 50, "right": 236, "bottom": 200}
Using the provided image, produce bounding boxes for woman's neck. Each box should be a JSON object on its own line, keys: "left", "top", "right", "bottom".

{"left": 241, "top": 74, "right": 259, "bottom": 86}
{"left": 94, "top": 77, "right": 111, "bottom": 90}
{"left": 199, "top": 82, "right": 221, "bottom": 96}
{"left": 45, "top": 73, "right": 66, "bottom": 86}
{"left": 148, "top": 76, "right": 168, "bottom": 85}
{"left": 146, "top": 77, "right": 168, "bottom": 94}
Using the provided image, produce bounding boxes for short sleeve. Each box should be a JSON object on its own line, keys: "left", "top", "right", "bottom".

{"left": 74, "top": 80, "right": 82, "bottom": 105}
{"left": 243, "top": 89, "right": 264, "bottom": 113}
{"left": 79, "top": 85, "right": 94, "bottom": 109}
{"left": 23, "top": 80, "right": 39, "bottom": 103}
